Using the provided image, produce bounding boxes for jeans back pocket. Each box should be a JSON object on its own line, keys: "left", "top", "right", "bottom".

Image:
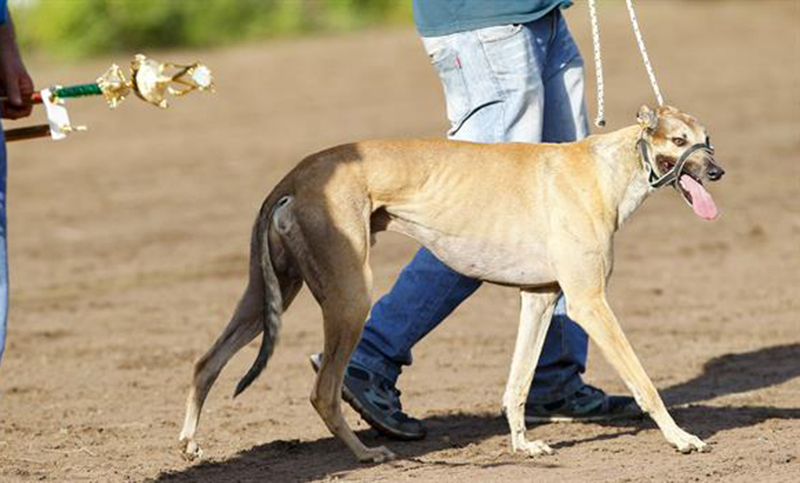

{"left": 428, "top": 46, "right": 470, "bottom": 134}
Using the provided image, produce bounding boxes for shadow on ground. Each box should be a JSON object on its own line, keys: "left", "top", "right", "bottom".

{"left": 151, "top": 343, "right": 800, "bottom": 482}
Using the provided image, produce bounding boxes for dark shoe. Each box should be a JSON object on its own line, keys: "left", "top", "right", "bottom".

{"left": 309, "top": 354, "right": 427, "bottom": 440}
{"left": 525, "top": 384, "right": 643, "bottom": 423}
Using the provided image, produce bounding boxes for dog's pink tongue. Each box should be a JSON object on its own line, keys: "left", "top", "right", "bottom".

{"left": 679, "top": 175, "right": 718, "bottom": 221}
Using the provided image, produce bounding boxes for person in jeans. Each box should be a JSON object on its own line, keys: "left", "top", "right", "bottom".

{"left": 0, "top": 1, "right": 35, "bottom": 369}
{"left": 313, "top": 0, "right": 641, "bottom": 439}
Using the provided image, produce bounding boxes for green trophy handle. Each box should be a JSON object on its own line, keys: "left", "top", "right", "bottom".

{"left": 2, "top": 83, "right": 103, "bottom": 105}
{"left": 52, "top": 83, "right": 103, "bottom": 99}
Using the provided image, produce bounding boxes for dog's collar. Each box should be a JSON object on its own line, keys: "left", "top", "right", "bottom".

{"left": 636, "top": 132, "right": 714, "bottom": 189}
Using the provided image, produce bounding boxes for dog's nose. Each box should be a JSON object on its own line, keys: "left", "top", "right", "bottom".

{"left": 707, "top": 165, "right": 725, "bottom": 181}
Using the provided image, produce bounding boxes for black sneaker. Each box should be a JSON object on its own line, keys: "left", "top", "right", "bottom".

{"left": 309, "top": 354, "right": 427, "bottom": 440}
{"left": 525, "top": 384, "right": 643, "bottom": 423}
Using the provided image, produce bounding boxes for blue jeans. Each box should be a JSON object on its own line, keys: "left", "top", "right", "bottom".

{"left": 0, "top": 125, "right": 8, "bottom": 369}
{"left": 352, "top": 11, "right": 590, "bottom": 403}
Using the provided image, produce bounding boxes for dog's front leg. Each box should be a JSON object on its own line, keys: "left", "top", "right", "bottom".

{"left": 502, "top": 289, "right": 560, "bottom": 456}
{"left": 565, "top": 293, "right": 708, "bottom": 453}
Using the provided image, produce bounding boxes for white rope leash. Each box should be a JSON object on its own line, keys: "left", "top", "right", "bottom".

{"left": 588, "top": 0, "right": 665, "bottom": 128}
{"left": 626, "top": 0, "right": 665, "bottom": 107}
{"left": 588, "top": 0, "right": 605, "bottom": 127}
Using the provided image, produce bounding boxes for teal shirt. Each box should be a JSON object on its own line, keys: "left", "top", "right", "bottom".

{"left": 413, "top": 0, "right": 572, "bottom": 37}
{"left": 0, "top": 1, "right": 6, "bottom": 25}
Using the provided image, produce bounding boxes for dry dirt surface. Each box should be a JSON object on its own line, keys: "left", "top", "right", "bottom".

{"left": 1, "top": 2, "right": 798, "bottom": 482}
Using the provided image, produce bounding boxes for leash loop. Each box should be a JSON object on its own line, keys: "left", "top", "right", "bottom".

{"left": 588, "top": 0, "right": 605, "bottom": 127}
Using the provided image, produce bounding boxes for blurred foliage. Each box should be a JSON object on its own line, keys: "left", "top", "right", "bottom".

{"left": 12, "top": 0, "right": 414, "bottom": 58}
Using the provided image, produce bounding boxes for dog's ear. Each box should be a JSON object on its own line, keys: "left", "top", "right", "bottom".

{"left": 637, "top": 105, "right": 658, "bottom": 133}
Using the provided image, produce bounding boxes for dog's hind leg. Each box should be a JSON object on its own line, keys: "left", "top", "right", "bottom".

{"left": 312, "top": 279, "right": 396, "bottom": 463}
{"left": 503, "top": 288, "right": 560, "bottom": 456}
{"left": 179, "top": 210, "right": 303, "bottom": 460}
{"left": 276, "top": 195, "right": 394, "bottom": 463}
{"left": 178, "top": 278, "right": 264, "bottom": 460}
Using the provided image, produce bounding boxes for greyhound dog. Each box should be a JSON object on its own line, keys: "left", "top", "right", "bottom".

{"left": 178, "top": 105, "right": 724, "bottom": 463}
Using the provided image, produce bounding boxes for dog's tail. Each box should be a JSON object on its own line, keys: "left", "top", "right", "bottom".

{"left": 233, "top": 195, "right": 285, "bottom": 398}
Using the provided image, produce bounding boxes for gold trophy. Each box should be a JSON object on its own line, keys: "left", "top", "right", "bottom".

{"left": 3, "top": 54, "right": 215, "bottom": 142}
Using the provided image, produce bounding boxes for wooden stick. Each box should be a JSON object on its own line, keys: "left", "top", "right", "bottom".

{"left": 4, "top": 124, "right": 51, "bottom": 142}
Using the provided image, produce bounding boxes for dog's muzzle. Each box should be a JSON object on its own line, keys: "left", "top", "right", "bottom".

{"left": 637, "top": 137, "right": 715, "bottom": 189}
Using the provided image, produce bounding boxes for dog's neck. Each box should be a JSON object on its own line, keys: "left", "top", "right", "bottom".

{"left": 590, "top": 125, "right": 655, "bottom": 229}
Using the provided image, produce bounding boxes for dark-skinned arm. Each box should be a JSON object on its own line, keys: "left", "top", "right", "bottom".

{"left": 0, "top": 7, "right": 33, "bottom": 120}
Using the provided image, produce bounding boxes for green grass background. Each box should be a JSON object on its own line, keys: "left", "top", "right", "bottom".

{"left": 12, "top": 0, "right": 414, "bottom": 58}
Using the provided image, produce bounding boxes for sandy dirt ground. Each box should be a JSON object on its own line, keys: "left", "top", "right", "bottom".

{"left": 0, "top": 2, "right": 798, "bottom": 482}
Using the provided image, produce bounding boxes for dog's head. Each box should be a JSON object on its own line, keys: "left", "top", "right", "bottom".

{"left": 637, "top": 105, "right": 724, "bottom": 221}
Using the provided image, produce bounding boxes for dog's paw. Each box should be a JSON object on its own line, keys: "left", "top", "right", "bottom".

{"left": 515, "top": 439, "right": 554, "bottom": 457}
{"left": 179, "top": 438, "right": 204, "bottom": 461}
{"left": 357, "top": 445, "right": 396, "bottom": 464}
{"left": 669, "top": 430, "right": 708, "bottom": 454}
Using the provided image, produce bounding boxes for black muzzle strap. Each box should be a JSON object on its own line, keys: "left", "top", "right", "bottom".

{"left": 637, "top": 138, "right": 713, "bottom": 189}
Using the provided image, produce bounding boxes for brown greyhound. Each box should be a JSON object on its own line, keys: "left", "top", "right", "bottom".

{"left": 178, "top": 105, "right": 724, "bottom": 463}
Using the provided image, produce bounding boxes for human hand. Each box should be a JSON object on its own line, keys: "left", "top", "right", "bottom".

{"left": 0, "top": 15, "right": 34, "bottom": 120}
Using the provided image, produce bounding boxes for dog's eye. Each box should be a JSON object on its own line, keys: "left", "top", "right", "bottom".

{"left": 672, "top": 137, "right": 688, "bottom": 147}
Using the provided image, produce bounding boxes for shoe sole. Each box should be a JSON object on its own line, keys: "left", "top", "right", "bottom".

{"left": 525, "top": 408, "right": 644, "bottom": 424}
{"left": 308, "top": 355, "right": 426, "bottom": 441}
